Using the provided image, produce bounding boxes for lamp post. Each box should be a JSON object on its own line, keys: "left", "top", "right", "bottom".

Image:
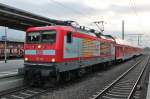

{"left": 122, "top": 20, "right": 124, "bottom": 40}
{"left": 4, "top": 27, "right": 7, "bottom": 63}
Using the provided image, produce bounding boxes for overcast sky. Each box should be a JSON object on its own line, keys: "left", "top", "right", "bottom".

{"left": 0, "top": 0, "right": 149, "bottom": 47}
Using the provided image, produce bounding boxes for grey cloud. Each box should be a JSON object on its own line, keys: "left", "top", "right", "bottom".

{"left": 109, "top": 5, "right": 131, "bottom": 14}
{"left": 0, "top": 0, "right": 102, "bottom": 41}
{"left": 108, "top": 4, "right": 150, "bottom": 15}
{"left": 0, "top": 0, "right": 104, "bottom": 19}
{"left": 0, "top": 0, "right": 150, "bottom": 19}
{"left": 134, "top": 4, "right": 150, "bottom": 12}
{"left": 0, "top": 0, "right": 149, "bottom": 46}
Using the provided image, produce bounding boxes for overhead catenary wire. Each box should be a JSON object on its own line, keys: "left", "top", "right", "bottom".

{"left": 48, "top": 0, "right": 79, "bottom": 22}
{"left": 50, "top": 0, "right": 114, "bottom": 31}
{"left": 132, "top": 0, "right": 144, "bottom": 32}
{"left": 129, "top": 0, "right": 138, "bottom": 16}
{"left": 128, "top": 0, "right": 144, "bottom": 34}
{"left": 127, "top": 0, "right": 145, "bottom": 46}
{"left": 50, "top": 0, "right": 93, "bottom": 22}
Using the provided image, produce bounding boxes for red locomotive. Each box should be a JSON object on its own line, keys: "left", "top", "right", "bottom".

{"left": 23, "top": 25, "right": 143, "bottom": 85}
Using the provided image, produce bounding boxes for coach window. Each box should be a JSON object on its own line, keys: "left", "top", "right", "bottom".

{"left": 67, "top": 31, "right": 72, "bottom": 43}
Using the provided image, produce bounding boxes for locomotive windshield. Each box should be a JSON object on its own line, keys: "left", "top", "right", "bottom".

{"left": 27, "top": 30, "right": 56, "bottom": 44}
{"left": 41, "top": 31, "right": 56, "bottom": 43}
{"left": 27, "top": 32, "right": 40, "bottom": 43}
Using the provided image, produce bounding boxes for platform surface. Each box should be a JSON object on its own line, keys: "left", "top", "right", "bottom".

{"left": 146, "top": 75, "right": 150, "bottom": 99}
{"left": 0, "top": 59, "right": 23, "bottom": 72}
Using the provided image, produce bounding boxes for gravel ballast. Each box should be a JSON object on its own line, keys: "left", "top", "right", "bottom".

{"left": 40, "top": 56, "right": 144, "bottom": 99}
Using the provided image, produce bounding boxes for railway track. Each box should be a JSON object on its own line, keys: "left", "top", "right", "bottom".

{"left": 0, "top": 56, "right": 145, "bottom": 99}
{"left": 0, "top": 86, "right": 53, "bottom": 99}
{"left": 90, "top": 56, "right": 149, "bottom": 99}
{"left": 0, "top": 72, "right": 53, "bottom": 99}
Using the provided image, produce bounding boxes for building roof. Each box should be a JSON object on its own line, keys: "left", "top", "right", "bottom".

{"left": 0, "top": 36, "right": 24, "bottom": 42}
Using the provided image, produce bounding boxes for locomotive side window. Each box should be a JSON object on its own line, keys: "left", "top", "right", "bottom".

{"left": 67, "top": 32, "right": 72, "bottom": 43}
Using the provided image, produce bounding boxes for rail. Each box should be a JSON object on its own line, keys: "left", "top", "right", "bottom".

{"left": 127, "top": 56, "right": 149, "bottom": 99}
{"left": 90, "top": 56, "right": 149, "bottom": 99}
{"left": 0, "top": 86, "right": 53, "bottom": 99}
{"left": 0, "top": 71, "right": 53, "bottom": 99}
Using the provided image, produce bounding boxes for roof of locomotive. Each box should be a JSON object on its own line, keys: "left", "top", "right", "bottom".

{"left": 26, "top": 25, "right": 76, "bottom": 32}
{"left": 26, "top": 25, "right": 115, "bottom": 42}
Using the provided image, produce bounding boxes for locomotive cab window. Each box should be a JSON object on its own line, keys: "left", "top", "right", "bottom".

{"left": 67, "top": 31, "right": 72, "bottom": 43}
{"left": 41, "top": 30, "right": 56, "bottom": 44}
{"left": 26, "top": 30, "right": 56, "bottom": 44}
{"left": 27, "top": 32, "right": 40, "bottom": 43}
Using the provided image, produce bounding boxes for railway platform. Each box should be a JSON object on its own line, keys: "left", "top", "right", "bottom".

{"left": 0, "top": 71, "right": 18, "bottom": 78}
{"left": 146, "top": 75, "right": 150, "bottom": 99}
{"left": 0, "top": 59, "right": 23, "bottom": 72}
{"left": 0, "top": 70, "right": 23, "bottom": 92}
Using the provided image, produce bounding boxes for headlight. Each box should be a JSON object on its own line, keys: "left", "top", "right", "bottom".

{"left": 51, "top": 58, "right": 55, "bottom": 62}
{"left": 25, "top": 57, "right": 28, "bottom": 61}
{"left": 38, "top": 45, "right": 41, "bottom": 48}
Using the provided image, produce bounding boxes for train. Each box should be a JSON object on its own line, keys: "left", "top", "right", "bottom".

{"left": 22, "top": 25, "right": 143, "bottom": 85}
{"left": 0, "top": 40, "right": 24, "bottom": 58}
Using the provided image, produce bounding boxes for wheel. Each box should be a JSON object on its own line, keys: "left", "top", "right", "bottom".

{"left": 50, "top": 72, "right": 61, "bottom": 85}
{"left": 60, "top": 71, "right": 71, "bottom": 82}
{"left": 76, "top": 69, "right": 85, "bottom": 78}
{"left": 24, "top": 70, "right": 36, "bottom": 86}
